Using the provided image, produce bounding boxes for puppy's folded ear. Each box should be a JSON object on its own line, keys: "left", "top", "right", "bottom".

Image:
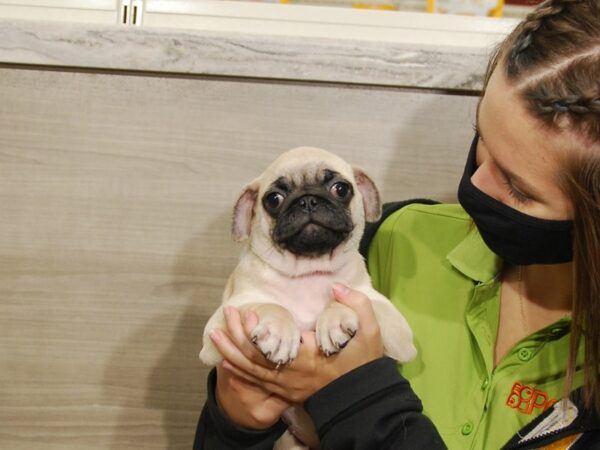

{"left": 232, "top": 179, "right": 260, "bottom": 242}
{"left": 353, "top": 167, "right": 382, "bottom": 222}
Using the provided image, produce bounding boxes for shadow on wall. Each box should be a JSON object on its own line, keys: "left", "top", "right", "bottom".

{"left": 105, "top": 210, "right": 236, "bottom": 449}
{"left": 382, "top": 93, "right": 476, "bottom": 206}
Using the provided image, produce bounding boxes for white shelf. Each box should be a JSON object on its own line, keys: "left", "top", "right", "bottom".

{"left": 0, "top": 0, "right": 518, "bottom": 90}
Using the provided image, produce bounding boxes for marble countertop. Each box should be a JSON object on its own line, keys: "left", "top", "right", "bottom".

{"left": 0, "top": 5, "right": 517, "bottom": 91}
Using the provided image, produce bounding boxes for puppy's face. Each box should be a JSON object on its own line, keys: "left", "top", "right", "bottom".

{"left": 262, "top": 168, "right": 354, "bottom": 257}
{"left": 232, "top": 147, "right": 381, "bottom": 272}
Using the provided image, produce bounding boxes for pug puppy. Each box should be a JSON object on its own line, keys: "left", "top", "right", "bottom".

{"left": 200, "top": 147, "right": 416, "bottom": 449}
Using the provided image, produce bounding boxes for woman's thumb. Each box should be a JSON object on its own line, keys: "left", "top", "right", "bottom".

{"left": 332, "top": 283, "right": 378, "bottom": 334}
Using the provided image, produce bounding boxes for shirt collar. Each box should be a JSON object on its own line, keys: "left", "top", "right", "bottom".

{"left": 447, "top": 226, "right": 502, "bottom": 283}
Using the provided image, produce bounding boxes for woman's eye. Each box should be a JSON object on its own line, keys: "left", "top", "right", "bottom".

{"left": 504, "top": 181, "right": 529, "bottom": 204}
{"left": 330, "top": 182, "right": 351, "bottom": 199}
{"left": 265, "top": 192, "right": 284, "bottom": 209}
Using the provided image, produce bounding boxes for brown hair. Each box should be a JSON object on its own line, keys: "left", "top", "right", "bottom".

{"left": 484, "top": 0, "right": 600, "bottom": 413}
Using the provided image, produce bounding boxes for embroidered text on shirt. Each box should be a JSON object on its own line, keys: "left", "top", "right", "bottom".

{"left": 506, "top": 381, "right": 557, "bottom": 415}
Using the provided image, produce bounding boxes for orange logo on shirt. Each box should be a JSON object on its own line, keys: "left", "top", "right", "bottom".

{"left": 506, "top": 382, "right": 557, "bottom": 415}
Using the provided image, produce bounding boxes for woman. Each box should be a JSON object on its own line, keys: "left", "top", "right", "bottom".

{"left": 194, "top": 0, "right": 600, "bottom": 447}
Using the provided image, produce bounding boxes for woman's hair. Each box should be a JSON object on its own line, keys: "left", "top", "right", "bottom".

{"left": 483, "top": 0, "right": 600, "bottom": 413}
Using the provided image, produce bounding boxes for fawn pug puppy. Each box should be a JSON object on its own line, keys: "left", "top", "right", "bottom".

{"left": 200, "top": 147, "right": 416, "bottom": 449}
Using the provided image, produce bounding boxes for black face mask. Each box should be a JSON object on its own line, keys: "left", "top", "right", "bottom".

{"left": 457, "top": 134, "right": 574, "bottom": 265}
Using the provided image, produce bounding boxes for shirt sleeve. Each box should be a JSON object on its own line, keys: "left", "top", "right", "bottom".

{"left": 304, "top": 357, "right": 448, "bottom": 450}
{"left": 193, "top": 368, "right": 287, "bottom": 450}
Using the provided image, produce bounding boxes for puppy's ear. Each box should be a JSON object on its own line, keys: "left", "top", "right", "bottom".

{"left": 353, "top": 167, "right": 382, "bottom": 222}
{"left": 232, "top": 179, "right": 260, "bottom": 242}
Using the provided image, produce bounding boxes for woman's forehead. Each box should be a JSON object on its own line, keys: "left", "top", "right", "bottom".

{"left": 482, "top": 66, "right": 597, "bottom": 165}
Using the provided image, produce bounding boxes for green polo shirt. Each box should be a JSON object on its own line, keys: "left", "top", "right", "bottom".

{"left": 367, "top": 203, "right": 584, "bottom": 450}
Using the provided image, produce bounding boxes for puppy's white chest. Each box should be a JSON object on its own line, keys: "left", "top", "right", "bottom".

{"left": 268, "top": 274, "right": 334, "bottom": 331}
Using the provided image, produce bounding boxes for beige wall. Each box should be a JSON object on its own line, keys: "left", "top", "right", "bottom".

{"left": 0, "top": 66, "right": 477, "bottom": 449}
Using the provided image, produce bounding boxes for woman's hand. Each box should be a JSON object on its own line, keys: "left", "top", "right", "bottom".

{"left": 214, "top": 364, "right": 291, "bottom": 430}
{"left": 209, "top": 283, "right": 385, "bottom": 404}
{"left": 212, "top": 305, "right": 292, "bottom": 429}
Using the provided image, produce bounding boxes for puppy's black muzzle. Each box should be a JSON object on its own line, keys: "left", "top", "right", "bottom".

{"left": 273, "top": 193, "right": 353, "bottom": 257}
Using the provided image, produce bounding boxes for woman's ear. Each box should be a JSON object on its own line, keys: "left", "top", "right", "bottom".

{"left": 232, "top": 179, "right": 260, "bottom": 241}
{"left": 353, "top": 167, "right": 382, "bottom": 222}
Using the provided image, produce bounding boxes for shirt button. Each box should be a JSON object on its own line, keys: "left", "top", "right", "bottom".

{"left": 550, "top": 327, "right": 564, "bottom": 336}
{"left": 461, "top": 422, "right": 474, "bottom": 435}
{"left": 481, "top": 378, "right": 489, "bottom": 390}
{"left": 518, "top": 348, "right": 533, "bottom": 361}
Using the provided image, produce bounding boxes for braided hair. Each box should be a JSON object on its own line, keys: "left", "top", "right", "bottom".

{"left": 485, "top": 0, "right": 600, "bottom": 414}
{"left": 495, "top": 0, "right": 600, "bottom": 137}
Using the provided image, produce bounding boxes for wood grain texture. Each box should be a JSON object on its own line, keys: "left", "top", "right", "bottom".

{"left": 0, "top": 67, "right": 477, "bottom": 448}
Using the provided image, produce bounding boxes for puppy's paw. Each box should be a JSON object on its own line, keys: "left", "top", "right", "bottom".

{"left": 250, "top": 304, "right": 301, "bottom": 367}
{"left": 316, "top": 303, "right": 358, "bottom": 356}
{"left": 199, "top": 340, "right": 223, "bottom": 366}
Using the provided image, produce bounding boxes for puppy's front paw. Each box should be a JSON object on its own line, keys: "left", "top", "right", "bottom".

{"left": 316, "top": 303, "right": 358, "bottom": 356}
{"left": 250, "top": 305, "right": 301, "bottom": 367}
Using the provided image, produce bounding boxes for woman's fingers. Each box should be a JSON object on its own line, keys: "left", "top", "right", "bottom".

{"left": 221, "top": 359, "right": 288, "bottom": 398}
{"left": 215, "top": 365, "right": 291, "bottom": 429}
{"left": 222, "top": 306, "right": 271, "bottom": 368}
{"left": 212, "top": 307, "right": 318, "bottom": 397}
{"left": 221, "top": 359, "right": 259, "bottom": 384}
{"left": 332, "top": 283, "right": 380, "bottom": 338}
{"left": 210, "top": 326, "right": 281, "bottom": 384}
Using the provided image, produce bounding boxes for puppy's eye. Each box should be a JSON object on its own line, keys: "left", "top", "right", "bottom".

{"left": 264, "top": 192, "right": 284, "bottom": 210}
{"left": 330, "top": 182, "right": 351, "bottom": 200}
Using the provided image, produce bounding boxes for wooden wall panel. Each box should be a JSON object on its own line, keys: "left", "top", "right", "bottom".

{"left": 0, "top": 67, "right": 477, "bottom": 449}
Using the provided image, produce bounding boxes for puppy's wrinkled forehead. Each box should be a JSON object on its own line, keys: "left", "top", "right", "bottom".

{"left": 261, "top": 147, "right": 354, "bottom": 192}
{"left": 271, "top": 168, "right": 339, "bottom": 193}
